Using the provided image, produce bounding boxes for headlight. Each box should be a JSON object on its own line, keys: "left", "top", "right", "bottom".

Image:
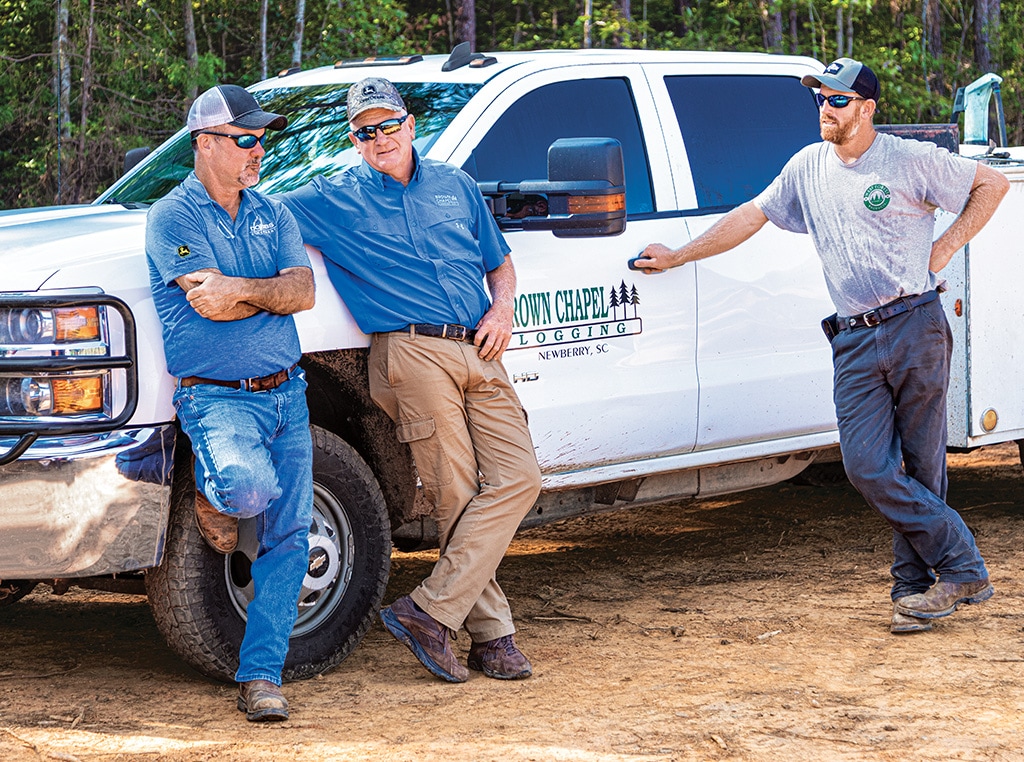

{"left": 1, "top": 306, "right": 101, "bottom": 345}
{"left": 1, "top": 375, "right": 106, "bottom": 416}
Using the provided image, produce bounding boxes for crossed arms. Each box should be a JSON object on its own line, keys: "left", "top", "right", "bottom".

{"left": 176, "top": 267, "right": 315, "bottom": 322}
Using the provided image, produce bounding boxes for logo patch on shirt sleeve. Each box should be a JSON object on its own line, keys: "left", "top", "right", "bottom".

{"left": 177, "top": 245, "right": 191, "bottom": 258}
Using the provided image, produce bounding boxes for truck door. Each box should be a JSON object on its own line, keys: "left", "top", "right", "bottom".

{"left": 445, "top": 65, "right": 700, "bottom": 476}
{"left": 645, "top": 65, "right": 838, "bottom": 452}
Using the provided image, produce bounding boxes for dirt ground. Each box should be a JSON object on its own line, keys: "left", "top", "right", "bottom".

{"left": 1, "top": 444, "right": 1022, "bottom": 762}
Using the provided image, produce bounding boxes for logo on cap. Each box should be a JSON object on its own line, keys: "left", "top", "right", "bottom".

{"left": 824, "top": 61, "right": 845, "bottom": 76}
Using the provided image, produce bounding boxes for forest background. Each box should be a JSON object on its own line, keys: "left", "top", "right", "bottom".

{"left": 0, "top": 0, "right": 1019, "bottom": 209}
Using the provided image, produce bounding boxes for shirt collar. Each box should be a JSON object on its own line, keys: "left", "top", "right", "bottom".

{"left": 181, "top": 171, "right": 266, "bottom": 219}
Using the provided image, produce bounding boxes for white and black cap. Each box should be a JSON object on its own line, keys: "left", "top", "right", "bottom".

{"left": 801, "top": 58, "right": 881, "bottom": 102}
{"left": 187, "top": 84, "right": 287, "bottom": 132}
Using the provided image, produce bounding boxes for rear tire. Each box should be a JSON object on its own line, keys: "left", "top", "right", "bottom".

{"left": 145, "top": 425, "right": 391, "bottom": 682}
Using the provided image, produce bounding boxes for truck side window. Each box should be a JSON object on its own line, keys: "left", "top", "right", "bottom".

{"left": 464, "top": 78, "right": 654, "bottom": 215}
{"left": 665, "top": 75, "right": 820, "bottom": 210}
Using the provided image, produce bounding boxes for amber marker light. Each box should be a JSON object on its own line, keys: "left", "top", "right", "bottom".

{"left": 54, "top": 307, "right": 101, "bottom": 342}
{"left": 49, "top": 376, "right": 104, "bottom": 414}
{"left": 567, "top": 193, "right": 626, "bottom": 214}
{"left": 980, "top": 408, "right": 998, "bottom": 433}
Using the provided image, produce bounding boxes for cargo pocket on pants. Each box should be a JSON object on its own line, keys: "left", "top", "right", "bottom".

{"left": 396, "top": 416, "right": 454, "bottom": 489}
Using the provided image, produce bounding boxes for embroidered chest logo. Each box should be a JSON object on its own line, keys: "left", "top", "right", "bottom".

{"left": 177, "top": 245, "right": 191, "bottom": 258}
{"left": 434, "top": 193, "right": 460, "bottom": 208}
{"left": 250, "top": 219, "right": 277, "bottom": 236}
{"left": 863, "top": 184, "right": 891, "bottom": 212}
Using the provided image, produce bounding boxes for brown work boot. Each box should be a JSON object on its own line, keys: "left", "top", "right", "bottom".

{"left": 194, "top": 490, "right": 238, "bottom": 554}
{"left": 237, "top": 679, "right": 289, "bottom": 722}
{"left": 894, "top": 579, "right": 993, "bottom": 620}
{"left": 890, "top": 601, "right": 932, "bottom": 634}
{"left": 468, "top": 634, "right": 533, "bottom": 679}
{"left": 379, "top": 595, "right": 469, "bottom": 683}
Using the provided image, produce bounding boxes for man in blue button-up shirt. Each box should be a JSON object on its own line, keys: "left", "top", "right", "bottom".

{"left": 147, "top": 84, "right": 315, "bottom": 721}
{"left": 282, "top": 77, "right": 541, "bottom": 683}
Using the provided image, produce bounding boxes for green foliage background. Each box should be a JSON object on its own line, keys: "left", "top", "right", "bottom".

{"left": 1, "top": 0, "right": 1020, "bottom": 208}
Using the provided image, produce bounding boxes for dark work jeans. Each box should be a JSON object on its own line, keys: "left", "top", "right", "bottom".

{"left": 830, "top": 297, "right": 988, "bottom": 601}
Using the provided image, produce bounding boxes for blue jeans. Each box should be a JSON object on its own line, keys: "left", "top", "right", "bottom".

{"left": 173, "top": 367, "right": 312, "bottom": 685}
{"left": 831, "top": 297, "right": 988, "bottom": 601}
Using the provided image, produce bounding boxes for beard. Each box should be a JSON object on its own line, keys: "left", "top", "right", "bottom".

{"left": 820, "top": 114, "right": 860, "bottom": 145}
{"left": 238, "top": 161, "right": 261, "bottom": 188}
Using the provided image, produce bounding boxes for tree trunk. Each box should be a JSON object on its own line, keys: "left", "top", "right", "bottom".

{"left": 974, "top": 0, "right": 1001, "bottom": 73}
{"left": 454, "top": 0, "right": 475, "bottom": 49}
{"left": 922, "top": 0, "right": 944, "bottom": 94}
{"left": 835, "top": 6, "right": 843, "bottom": 60}
{"left": 789, "top": 6, "right": 798, "bottom": 54}
{"left": 260, "top": 0, "right": 269, "bottom": 80}
{"left": 845, "top": 5, "right": 853, "bottom": 56}
{"left": 183, "top": 0, "right": 198, "bottom": 101}
{"left": 677, "top": 0, "right": 690, "bottom": 38}
{"left": 53, "top": 0, "right": 71, "bottom": 204}
{"left": 75, "top": 0, "right": 96, "bottom": 204}
{"left": 584, "top": 0, "right": 592, "bottom": 48}
{"left": 292, "top": 0, "right": 306, "bottom": 69}
{"left": 757, "top": 0, "right": 783, "bottom": 52}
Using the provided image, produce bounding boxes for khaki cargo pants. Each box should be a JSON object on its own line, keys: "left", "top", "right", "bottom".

{"left": 369, "top": 331, "right": 542, "bottom": 642}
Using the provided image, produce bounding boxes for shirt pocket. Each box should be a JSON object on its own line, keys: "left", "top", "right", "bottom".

{"left": 421, "top": 212, "right": 479, "bottom": 262}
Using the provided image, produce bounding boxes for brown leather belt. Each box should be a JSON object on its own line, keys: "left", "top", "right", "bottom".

{"left": 179, "top": 363, "right": 298, "bottom": 392}
{"left": 406, "top": 323, "right": 478, "bottom": 343}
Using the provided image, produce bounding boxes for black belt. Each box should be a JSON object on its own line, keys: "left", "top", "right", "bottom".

{"left": 406, "top": 323, "right": 478, "bottom": 343}
{"left": 179, "top": 363, "right": 297, "bottom": 392}
{"left": 838, "top": 291, "right": 939, "bottom": 331}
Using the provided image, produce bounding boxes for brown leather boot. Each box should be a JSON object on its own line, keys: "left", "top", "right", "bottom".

{"left": 237, "top": 679, "right": 289, "bottom": 722}
{"left": 194, "top": 490, "right": 238, "bottom": 554}
{"left": 894, "top": 579, "right": 993, "bottom": 619}
{"left": 468, "top": 635, "right": 533, "bottom": 679}
{"left": 891, "top": 601, "right": 932, "bottom": 634}
{"left": 379, "top": 595, "right": 469, "bottom": 683}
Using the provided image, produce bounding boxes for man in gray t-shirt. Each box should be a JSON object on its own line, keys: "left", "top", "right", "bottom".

{"left": 636, "top": 58, "right": 1009, "bottom": 635}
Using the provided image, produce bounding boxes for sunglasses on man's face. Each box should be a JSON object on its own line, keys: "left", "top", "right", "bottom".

{"left": 352, "top": 114, "right": 410, "bottom": 142}
{"left": 815, "top": 93, "right": 865, "bottom": 109}
{"left": 199, "top": 131, "right": 266, "bottom": 149}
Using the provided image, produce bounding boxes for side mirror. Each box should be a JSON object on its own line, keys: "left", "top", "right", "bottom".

{"left": 479, "top": 137, "right": 626, "bottom": 237}
{"left": 123, "top": 147, "right": 152, "bottom": 176}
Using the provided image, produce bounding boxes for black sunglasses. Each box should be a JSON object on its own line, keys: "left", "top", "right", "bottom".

{"left": 352, "top": 114, "right": 410, "bottom": 142}
{"left": 198, "top": 131, "right": 266, "bottom": 149}
{"left": 815, "top": 93, "right": 866, "bottom": 109}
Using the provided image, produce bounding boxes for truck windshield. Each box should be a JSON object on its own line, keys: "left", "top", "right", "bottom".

{"left": 97, "top": 81, "right": 481, "bottom": 206}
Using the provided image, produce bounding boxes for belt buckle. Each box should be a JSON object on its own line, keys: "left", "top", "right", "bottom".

{"left": 240, "top": 377, "right": 256, "bottom": 392}
{"left": 445, "top": 324, "right": 468, "bottom": 341}
{"left": 862, "top": 310, "right": 880, "bottom": 327}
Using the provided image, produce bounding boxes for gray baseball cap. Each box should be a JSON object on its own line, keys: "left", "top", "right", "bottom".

{"left": 187, "top": 84, "right": 287, "bottom": 132}
{"left": 801, "top": 58, "right": 881, "bottom": 102}
{"left": 347, "top": 77, "right": 406, "bottom": 122}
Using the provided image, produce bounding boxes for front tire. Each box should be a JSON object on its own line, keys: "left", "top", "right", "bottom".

{"left": 146, "top": 425, "right": 391, "bottom": 682}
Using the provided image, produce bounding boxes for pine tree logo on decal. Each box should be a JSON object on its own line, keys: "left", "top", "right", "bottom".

{"left": 863, "top": 184, "right": 891, "bottom": 212}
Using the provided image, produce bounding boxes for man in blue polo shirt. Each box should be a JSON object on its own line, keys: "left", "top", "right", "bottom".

{"left": 146, "top": 84, "right": 315, "bottom": 720}
{"left": 281, "top": 77, "right": 542, "bottom": 683}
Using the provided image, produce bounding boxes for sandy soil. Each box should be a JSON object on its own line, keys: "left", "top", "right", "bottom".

{"left": 1, "top": 444, "right": 1022, "bottom": 762}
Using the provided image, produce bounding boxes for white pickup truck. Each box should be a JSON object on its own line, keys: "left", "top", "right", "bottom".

{"left": 2, "top": 47, "right": 1021, "bottom": 682}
